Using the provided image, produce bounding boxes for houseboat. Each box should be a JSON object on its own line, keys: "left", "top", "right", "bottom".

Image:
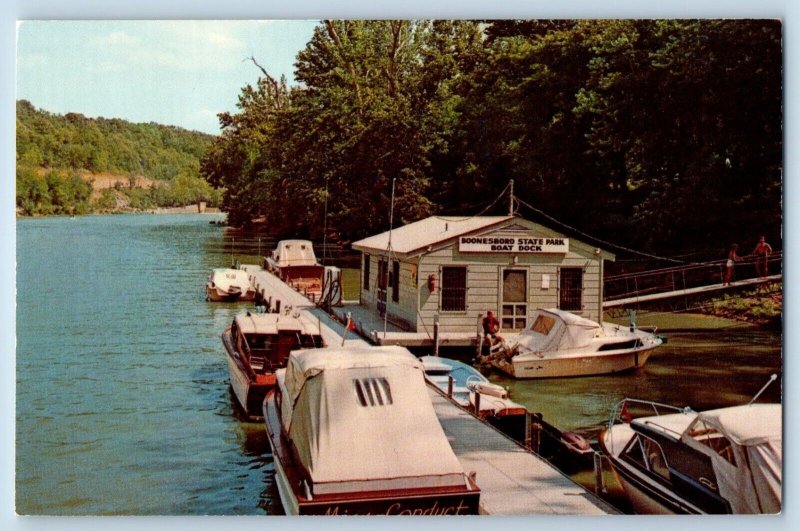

{"left": 599, "top": 399, "right": 781, "bottom": 514}
{"left": 222, "top": 309, "right": 324, "bottom": 419}
{"left": 206, "top": 267, "right": 256, "bottom": 302}
{"left": 485, "top": 308, "right": 662, "bottom": 379}
{"left": 263, "top": 346, "right": 481, "bottom": 515}
{"left": 347, "top": 215, "right": 615, "bottom": 348}
{"left": 264, "top": 240, "right": 341, "bottom": 304}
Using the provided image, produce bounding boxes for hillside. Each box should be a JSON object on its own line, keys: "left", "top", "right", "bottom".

{"left": 16, "top": 100, "right": 221, "bottom": 216}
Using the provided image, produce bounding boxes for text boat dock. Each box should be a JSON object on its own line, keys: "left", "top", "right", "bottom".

{"left": 240, "top": 264, "right": 617, "bottom": 515}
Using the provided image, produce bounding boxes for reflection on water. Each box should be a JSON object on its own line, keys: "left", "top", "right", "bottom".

{"left": 16, "top": 214, "right": 781, "bottom": 515}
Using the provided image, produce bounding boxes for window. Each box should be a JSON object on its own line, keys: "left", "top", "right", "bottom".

{"left": 392, "top": 261, "right": 400, "bottom": 303}
{"left": 502, "top": 269, "right": 528, "bottom": 329}
{"left": 378, "top": 259, "right": 388, "bottom": 291}
{"left": 622, "top": 435, "right": 670, "bottom": 481}
{"left": 530, "top": 314, "right": 556, "bottom": 335}
{"left": 363, "top": 254, "right": 370, "bottom": 291}
{"left": 353, "top": 378, "right": 393, "bottom": 406}
{"left": 441, "top": 266, "right": 467, "bottom": 312}
{"left": 688, "top": 421, "right": 737, "bottom": 466}
{"left": 559, "top": 268, "right": 583, "bottom": 311}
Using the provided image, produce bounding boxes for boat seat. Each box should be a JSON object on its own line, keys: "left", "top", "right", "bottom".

{"left": 250, "top": 356, "right": 266, "bottom": 371}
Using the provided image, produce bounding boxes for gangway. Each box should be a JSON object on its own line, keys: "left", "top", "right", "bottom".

{"left": 603, "top": 252, "right": 781, "bottom": 309}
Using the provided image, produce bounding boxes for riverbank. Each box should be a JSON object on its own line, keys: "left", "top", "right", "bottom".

{"left": 704, "top": 283, "right": 782, "bottom": 329}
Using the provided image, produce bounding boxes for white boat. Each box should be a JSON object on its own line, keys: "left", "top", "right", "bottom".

{"left": 598, "top": 398, "right": 782, "bottom": 514}
{"left": 263, "top": 346, "right": 481, "bottom": 515}
{"left": 420, "top": 355, "right": 593, "bottom": 467}
{"left": 486, "top": 308, "right": 662, "bottom": 378}
{"left": 263, "top": 239, "right": 341, "bottom": 304}
{"left": 222, "top": 310, "right": 324, "bottom": 419}
{"left": 206, "top": 267, "right": 256, "bottom": 302}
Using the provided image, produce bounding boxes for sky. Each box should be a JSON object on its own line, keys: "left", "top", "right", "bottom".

{"left": 16, "top": 20, "right": 320, "bottom": 135}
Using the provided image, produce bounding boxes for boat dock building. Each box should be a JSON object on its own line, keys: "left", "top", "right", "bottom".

{"left": 342, "top": 215, "right": 614, "bottom": 347}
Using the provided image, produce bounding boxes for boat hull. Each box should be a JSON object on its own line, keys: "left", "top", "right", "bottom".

{"left": 206, "top": 283, "right": 256, "bottom": 302}
{"left": 222, "top": 330, "right": 275, "bottom": 419}
{"left": 264, "top": 390, "right": 481, "bottom": 515}
{"left": 598, "top": 429, "right": 702, "bottom": 515}
{"left": 493, "top": 346, "right": 656, "bottom": 379}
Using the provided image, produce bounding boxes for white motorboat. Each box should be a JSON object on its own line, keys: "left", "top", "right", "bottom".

{"left": 598, "top": 397, "right": 781, "bottom": 514}
{"left": 222, "top": 309, "right": 324, "bottom": 419}
{"left": 263, "top": 346, "right": 480, "bottom": 515}
{"left": 486, "top": 308, "right": 662, "bottom": 378}
{"left": 206, "top": 267, "right": 256, "bottom": 302}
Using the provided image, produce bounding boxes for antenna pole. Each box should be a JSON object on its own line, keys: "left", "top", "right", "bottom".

{"left": 509, "top": 179, "right": 514, "bottom": 216}
{"left": 384, "top": 178, "right": 396, "bottom": 339}
{"left": 748, "top": 374, "right": 778, "bottom": 406}
{"left": 322, "top": 178, "right": 329, "bottom": 266}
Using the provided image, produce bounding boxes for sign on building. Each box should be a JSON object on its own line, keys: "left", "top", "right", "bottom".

{"left": 458, "top": 236, "right": 569, "bottom": 253}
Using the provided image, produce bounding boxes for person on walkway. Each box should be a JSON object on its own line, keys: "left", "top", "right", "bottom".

{"left": 753, "top": 236, "right": 773, "bottom": 278}
{"left": 724, "top": 243, "right": 741, "bottom": 286}
{"left": 482, "top": 310, "right": 503, "bottom": 346}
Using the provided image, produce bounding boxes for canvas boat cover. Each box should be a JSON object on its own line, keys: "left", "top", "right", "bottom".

{"left": 511, "top": 308, "right": 603, "bottom": 354}
{"left": 278, "top": 346, "right": 468, "bottom": 495}
{"left": 680, "top": 404, "right": 782, "bottom": 514}
{"left": 233, "top": 311, "right": 319, "bottom": 336}
{"left": 210, "top": 268, "right": 252, "bottom": 293}
{"left": 271, "top": 240, "right": 318, "bottom": 267}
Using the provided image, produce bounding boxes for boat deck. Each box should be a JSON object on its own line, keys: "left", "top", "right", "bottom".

{"left": 239, "top": 263, "right": 617, "bottom": 515}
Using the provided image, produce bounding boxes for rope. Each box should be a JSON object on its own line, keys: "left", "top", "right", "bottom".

{"left": 434, "top": 182, "right": 513, "bottom": 222}
{"left": 514, "top": 196, "right": 688, "bottom": 264}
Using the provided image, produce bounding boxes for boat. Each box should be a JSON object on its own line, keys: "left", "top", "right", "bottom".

{"left": 206, "top": 267, "right": 256, "bottom": 302}
{"left": 263, "top": 346, "right": 481, "bottom": 515}
{"left": 485, "top": 308, "right": 662, "bottom": 379}
{"left": 222, "top": 309, "right": 324, "bottom": 419}
{"left": 598, "top": 398, "right": 782, "bottom": 514}
{"left": 263, "top": 239, "right": 341, "bottom": 304}
{"left": 419, "top": 355, "right": 593, "bottom": 469}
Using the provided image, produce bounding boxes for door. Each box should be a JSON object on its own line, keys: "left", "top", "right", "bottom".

{"left": 502, "top": 269, "right": 528, "bottom": 330}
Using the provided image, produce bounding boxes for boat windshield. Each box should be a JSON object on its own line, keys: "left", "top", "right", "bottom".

{"left": 530, "top": 314, "right": 556, "bottom": 335}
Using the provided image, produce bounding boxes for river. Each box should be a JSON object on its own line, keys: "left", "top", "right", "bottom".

{"left": 15, "top": 214, "right": 782, "bottom": 515}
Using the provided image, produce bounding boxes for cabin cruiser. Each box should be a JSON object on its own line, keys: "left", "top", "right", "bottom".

{"left": 263, "top": 346, "right": 480, "bottom": 515}
{"left": 206, "top": 267, "right": 256, "bottom": 302}
{"left": 222, "top": 309, "right": 324, "bottom": 419}
{"left": 264, "top": 240, "right": 341, "bottom": 305}
{"left": 485, "top": 308, "right": 662, "bottom": 378}
{"left": 599, "top": 398, "right": 782, "bottom": 514}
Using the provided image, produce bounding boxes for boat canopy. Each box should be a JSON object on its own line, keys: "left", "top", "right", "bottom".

{"left": 233, "top": 312, "right": 319, "bottom": 337}
{"left": 511, "top": 308, "right": 603, "bottom": 353}
{"left": 271, "top": 240, "right": 318, "bottom": 267}
{"left": 210, "top": 268, "right": 252, "bottom": 293}
{"left": 680, "top": 404, "right": 782, "bottom": 514}
{"left": 278, "top": 346, "right": 469, "bottom": 495}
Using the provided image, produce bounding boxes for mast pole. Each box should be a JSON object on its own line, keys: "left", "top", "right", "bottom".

{"left": 383, "top": 178, "right": 396, "bottom": 339}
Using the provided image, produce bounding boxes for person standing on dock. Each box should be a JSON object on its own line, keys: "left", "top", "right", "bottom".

{"left": 724, "top": 243, "right": 741, "bottom": 286}
{"left": 753, "top": 236, "right": 773, "bottom": 278}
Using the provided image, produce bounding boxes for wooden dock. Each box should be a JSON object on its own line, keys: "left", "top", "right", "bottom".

{"left": 239, "top": 263, "right": 617, "bottom": 515}
{"left": 330, "top": 302, "right": 478, "bottom": 347}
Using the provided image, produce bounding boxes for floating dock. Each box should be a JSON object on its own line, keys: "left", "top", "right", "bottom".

{"left": 240, "top": 264, "right": 617, "bottom": 515}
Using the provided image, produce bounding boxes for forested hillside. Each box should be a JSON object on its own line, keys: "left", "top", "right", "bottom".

{"left": 202, "top": 20, "right": 782, "bottom": 257}
{"left": 16, "top": 100, "right": 220, "bottom": 215}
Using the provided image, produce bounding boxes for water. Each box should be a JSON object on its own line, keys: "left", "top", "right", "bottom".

{"left": 16, "top": 214, "right": 281, "bottom": 515}
{"left": 15, "top": 215, "right": 782, "bottom": 515}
